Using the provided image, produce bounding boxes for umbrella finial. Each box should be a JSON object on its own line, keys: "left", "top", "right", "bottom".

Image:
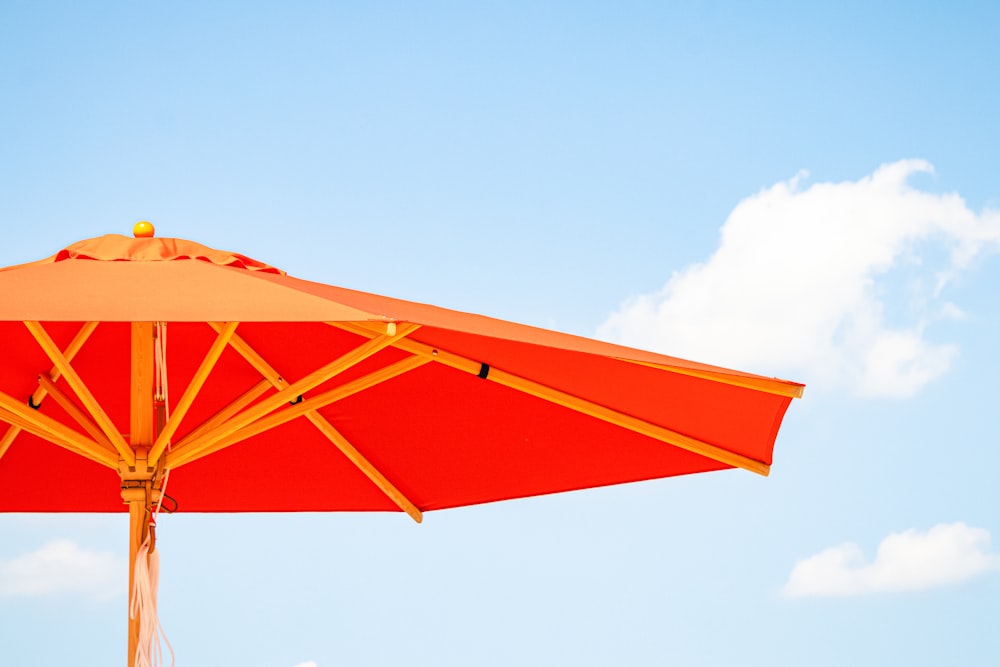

{"left": 133, "top": 221, "right": 155, "bottom": 238}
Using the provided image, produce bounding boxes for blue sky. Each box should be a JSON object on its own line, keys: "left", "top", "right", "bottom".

{"left": 1, "top": 2, "right": 999, "bottom": 665}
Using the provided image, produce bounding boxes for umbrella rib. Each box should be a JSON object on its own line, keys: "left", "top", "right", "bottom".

{"left": 616, "top": 358, "right": 805, "bottom": 399}
{"left": 330, "top": 322, "right": 771, "bottom": 477}
{"left": 167, "top": 323, "right": 420, "bottom": 467}
{"left": 0, "top": 407, "right": 105, "bottom": 465}
{"left": 24, "top": 321, "right": 135, "bottom": 466}
{"left": 166, "top": 329, "right": 428, "bottom": 522}
{"left": 207, "top": 322, "right": 287, "bottom": 388}
{"left": 0, "top": 390, "right": 118, "bottom": 468}
{"left": 177, "top": 378, "right": 273, "bottom": 446}
{"left": 0, "top": 322, "right": 99, "bottom": 463}
{"left": 0, "top": 425, "right": 18, "bottom": 462}
{"left": 148, "top": 321, "right": 239, "bottom": 466}
{"left": 305, "top": 413, "right": 424, "bottom": 523}
{"left": 191, "top": 356, "right": 431, "bottom": 450}
{"left": 36, "top": 375, "right": 117, "bottom": 453}
{"left": 28, "top": 321, "right": 100, "bottom": 408}
{"left": 168, "top": 355, "right": 429, "bottom": 464}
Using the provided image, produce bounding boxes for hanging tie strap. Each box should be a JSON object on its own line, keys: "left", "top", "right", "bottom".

{"left": 130, "top": 529, "right": 174, "bottom": 667}
{"left": 153, "top": 322, "right": 172, "bottom": 517}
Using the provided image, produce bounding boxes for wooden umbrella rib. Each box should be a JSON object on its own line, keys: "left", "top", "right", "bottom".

{"left": 166, "top": 330, "right": 427, "bottom": 522}
{"left": 0, "top": 407, "right": 103, "bottom": 465}
{"left": 0, "top": 425, "right": 18, "bottom": 463}
{"left": 488, "top": 366, "right": 770, "bottom": 475}
{"left": 24, "top": 321, "right": 135, "bottom": 466}
{"left": 616, "top": 358, "right": 805, "bottom": 399}
{"left": 167, "top": 355, "right": 430, "bottom": 468}
{"left": 0, "top": 393, "right": 118, "bottom": 468}
{"left": 167, "top": 323, "right": 420, "bottom": 468}
{"left": 148, "top": 321, "right": 239, "bottom": 466}
{"left": 0, "top": 391, "right": 97, "bottom": 456}
{"left": 0, "top": 322, "right": 102, "bottom": 465}
{"left": 178, "top": 379, "right": 273, "bottom": 446}
{"left": 330, "top": 321, "right": 771, "bottom": 477}
{"left": 208, "top": 322, "right": 286, "bottom": 388}
{"left": 0, "top": 408, "right": 68, "bottom": 458}
{"left": 305, "top": 413, "right": 423, "bottom": 523}
{"left": 238, "top": 356, "right": 430, "bottom": 442}
{"left": 36, "top": 375, "right": 117, "bottom": 453}
{"left": 28, "top": 322, "right": 100, "bottom": 410}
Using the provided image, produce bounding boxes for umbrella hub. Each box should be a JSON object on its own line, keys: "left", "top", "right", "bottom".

{"left": 119, "top": 447, "right": 164, "bottom": 508}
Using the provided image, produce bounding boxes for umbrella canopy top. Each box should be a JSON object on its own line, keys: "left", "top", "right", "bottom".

{"left": 0, "top": 233, "right": 802, "bottom": 388}
{"left": 0, "top": 234, "right": 387, "bottom": 322}
{"left": 47, "top": 234, "right": 287, "bottom": 275}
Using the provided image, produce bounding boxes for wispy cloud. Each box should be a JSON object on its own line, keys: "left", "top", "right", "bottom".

{"left": 598, "top": 160, "right": 1000, "bottom": 397}
{"left": 293, "top": 662, "right": 318, "bottom": 667}
{"left": 0, "top": 539, "right": 123, "bottom": 602}
{"left": 782, "top": 522, "right": 1000, "bottom": 598}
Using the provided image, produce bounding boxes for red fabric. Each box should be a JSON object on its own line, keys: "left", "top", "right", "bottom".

{"left": 0, "top": 237, "right": 802, "bottom": 513}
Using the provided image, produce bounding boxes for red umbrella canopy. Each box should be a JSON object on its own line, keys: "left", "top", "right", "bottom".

{"left": 0, "top": 233, "right": 804, "bottom": 519}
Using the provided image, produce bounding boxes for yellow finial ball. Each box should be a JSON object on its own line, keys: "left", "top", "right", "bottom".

{"left": 133, "top": 221, "right": 155, "bottom": 238}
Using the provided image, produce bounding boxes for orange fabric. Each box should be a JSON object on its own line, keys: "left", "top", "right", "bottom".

{"left": 0, "top": 236, "right": 803, "bottom": 387}
{"left": 0, "top": 236, "right": 802, "bottom": 513}
{"left": 53, "top": 234, "right": 286, "bottom": 273}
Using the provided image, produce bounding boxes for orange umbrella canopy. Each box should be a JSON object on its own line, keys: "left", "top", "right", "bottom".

{"left": 0, "top": 233, "right": 803, "bottom": 518}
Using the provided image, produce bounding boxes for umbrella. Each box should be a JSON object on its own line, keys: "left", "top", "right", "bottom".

{"left": 0, "top": 224, "right": 803, "bottom": 665}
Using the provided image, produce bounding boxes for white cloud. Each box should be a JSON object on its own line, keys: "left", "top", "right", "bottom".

{"left": 0, "top": 539, "right": 123, "bottom": 601}
{"left": 597, "top": 160, "right": 1000, "bottom": 397}
{"left": 293, "top": 662, "right": 318, "bottom": 667}
{"left": 782, "top": 522, "right": 1000, "bottom": 598}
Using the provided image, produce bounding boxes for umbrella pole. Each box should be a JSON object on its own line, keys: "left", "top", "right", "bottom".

{"left": 126, "top": 491, "right": 150, "bottom": 665}
{"left": 125, "top": 322, "right": 157, "bottom": 667}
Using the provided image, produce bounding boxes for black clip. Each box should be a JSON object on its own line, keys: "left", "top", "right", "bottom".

{"left": 289, "top": 395, "right": 304, "bottom": 406}
{"left": 477, "top": 363, "right": 490, "bottom": 379}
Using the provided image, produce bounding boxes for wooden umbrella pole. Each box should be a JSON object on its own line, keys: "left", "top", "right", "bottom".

{"left": 125, "top": 322, "right": 156, "bottom": 667}
{"left": 124, "top": 483, "right": 151, "bottom": 665}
